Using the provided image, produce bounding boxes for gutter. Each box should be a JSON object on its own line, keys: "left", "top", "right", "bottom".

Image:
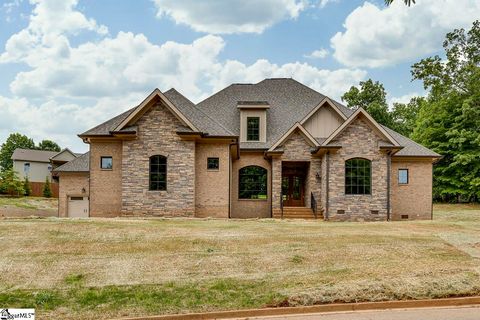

{"left": 387, "top": 151, "right": 391, "bottom": 221}
{"left": 325, "top": 151, "right": 330, "bottom": 220}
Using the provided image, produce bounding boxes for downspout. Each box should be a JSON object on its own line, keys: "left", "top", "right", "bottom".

{"left": 228, "top": 142, "right": 235, "bottom": 219}
{"left": 325, "top": 151, "right": 330, "bottom": 220}
{"left": 386, "top": 151, "right": 391, "bottom": 221}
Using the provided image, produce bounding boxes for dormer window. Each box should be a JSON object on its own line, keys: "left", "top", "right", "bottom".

{"left": 247, "top": 117, "right": 260, "bottom": 141}
{"left": 238, "top": 101, "right": 269, "bottom": 143}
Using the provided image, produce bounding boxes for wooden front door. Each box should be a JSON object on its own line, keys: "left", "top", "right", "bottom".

{"left": 282, "top": 174, "right": 304, "bottom": 207}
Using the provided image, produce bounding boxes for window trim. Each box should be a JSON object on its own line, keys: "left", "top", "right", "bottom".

{"left": 238, "top": 165, "right": 268, "bottom": 200}
{"left": 24, "top": 162, "right": 30, "bottom": 173}
{"left": 398, "top": 168, "right": 409, "bottom": 185}
{"left": 100, "top": 156, "right": 113, "bottom": 170}
{"left": 149, "top": 155, "right": 167, "bottom": 191}
{"left": 246, "top": 116, "right": 260, "bottom": 141}
{"left": 207, "top": 157, "right": 219, "bottom": 170}
{"left": 345, "top": 157, "right": 372, "bottom": 195}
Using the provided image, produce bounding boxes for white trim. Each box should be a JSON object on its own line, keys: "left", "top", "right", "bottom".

{"left": 114, "top": 88, "right": 199, "bottom": 132}
{"left": 268, "top": 122, "right": 320, "bottom": 152}
{"left": 322, "top": 107, "right": 400, "bottom": 147}
{"left": 300, "top": 97, "right": 348, "bottom": 125}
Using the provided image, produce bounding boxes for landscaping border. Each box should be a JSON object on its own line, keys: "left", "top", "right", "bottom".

{"left": 114, "top": 296, "right": 480, "bottom": 320}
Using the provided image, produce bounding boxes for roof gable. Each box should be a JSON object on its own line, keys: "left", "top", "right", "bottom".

{"left": 51, "top": 148, "right": 77, "bottom": 161}
{"left": 268, "top": 122, "right": 319, "bottom": 152}
{"left": 323, "top": 108, "right": 400, "bottom": 147}
{"left": 114, "top": 89, "right": 199, "bottom": 133}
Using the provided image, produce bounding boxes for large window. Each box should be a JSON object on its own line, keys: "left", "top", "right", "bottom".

{"left": 345, "top": 158, "right": 371, "bottom": 195}
{"left": 149, "top": 155, "right": 167, "bottom": 191}
{"left": 239, "top": 166, "right": 267, "bottom": 199}
{"left": 246, "top": 117, "right": 260, "bottom": 141}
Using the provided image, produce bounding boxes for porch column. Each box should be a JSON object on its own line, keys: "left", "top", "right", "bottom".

{"left": 271, "top": 157, "right": 282, "bottom": 214}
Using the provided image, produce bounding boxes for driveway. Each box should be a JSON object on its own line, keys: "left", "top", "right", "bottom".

{"left": 227, "top": 305, "right": 480, "bottom": 320}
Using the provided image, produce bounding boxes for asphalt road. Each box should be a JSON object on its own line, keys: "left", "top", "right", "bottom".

{"left": 227, "top": 305, "right": 480, "bottom": 320}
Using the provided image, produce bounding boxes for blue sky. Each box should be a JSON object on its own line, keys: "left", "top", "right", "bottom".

{"left": 0, "top": 0, "right": 479, "bottom": 152}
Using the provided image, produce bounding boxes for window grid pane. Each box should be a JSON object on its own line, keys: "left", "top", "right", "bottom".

{"left": 247, "top": 117, "right": 260, "bottom": 141}
{"left": 345, "top": 158, "right": 371, "bottom": 195}
{"left": 239, "top": 166, "right": 267, "bottom": 199}
{"left": 149, "top": 155, "right": 167, "bottom": 191}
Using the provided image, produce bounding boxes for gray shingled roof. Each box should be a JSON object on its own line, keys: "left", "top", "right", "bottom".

{"left": 11, "top": 148, "right": 58, "bottom": 163}
{"left": 197, "top": 78, "right": 352, "bottom": 149}
{"left": 382, "top": 126, "right": 440, "bottom": 157}
{"left": 54, "top": 152, "right": 89, "bottom": 172}
{"left": 78, "top": 78, "right": 437, "bottom": 158}
{"left": 79, "top": 89, "right": 233, "bottom": 137}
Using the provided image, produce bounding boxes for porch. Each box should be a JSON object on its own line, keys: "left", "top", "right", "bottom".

{"left": 272, "top": 161, "right": 322, "bottom": 220}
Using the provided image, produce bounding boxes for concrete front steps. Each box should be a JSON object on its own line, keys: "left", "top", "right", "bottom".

{"left": 273, "top": 207, "right": 322, "bottom": 220}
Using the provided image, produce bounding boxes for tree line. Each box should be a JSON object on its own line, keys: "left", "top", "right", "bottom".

{"left": 342, "top": 21, "right": 480, "bottom": 203}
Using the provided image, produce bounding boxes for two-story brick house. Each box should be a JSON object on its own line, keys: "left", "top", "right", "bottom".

{"left": 54, "top": 78, "right": 440, "bottom": 220}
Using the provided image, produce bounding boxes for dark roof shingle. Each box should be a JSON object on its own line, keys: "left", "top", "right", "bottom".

{"left": 53, "top": 152, "right": 90, "bottom": 172}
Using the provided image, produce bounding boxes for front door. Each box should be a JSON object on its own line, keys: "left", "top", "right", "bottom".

{"left": 282, "top": 174, "right": 304, "bottom": 207}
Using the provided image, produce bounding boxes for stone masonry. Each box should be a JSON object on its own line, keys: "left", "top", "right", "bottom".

{"left": 327, "top": 116, "right": 389, "bottom": 221}
{"left": 121, "top": 102, "right": 195, "bottom": 216}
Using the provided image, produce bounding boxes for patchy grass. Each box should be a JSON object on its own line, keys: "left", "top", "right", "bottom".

{"left": 0, "top": 196, "right": 57, "bottom": 217}
{"left": 0, "top": 204, "right": 479, "bottom": 319}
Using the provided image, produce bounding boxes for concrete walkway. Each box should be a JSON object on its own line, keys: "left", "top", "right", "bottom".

{"left": 227, "top": 305, "right": 480, "bottom": 320}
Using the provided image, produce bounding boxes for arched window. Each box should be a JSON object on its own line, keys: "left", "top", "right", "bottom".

{"left": 239, "top": 166, "right": 267, "bottom": 199}
{"left": 149, "top": 155, "right": 167, "bottom": 191}
{"left": 345, "top": 158, "right": 371, "bottom": 195}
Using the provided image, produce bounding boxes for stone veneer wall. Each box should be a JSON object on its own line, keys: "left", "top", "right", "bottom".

{"left": 327, "top": 117, "right": 389, "bottom": 221}
{"left": 391, "top": 159, "right": 433, "bottom": 220}
{"left": 231, "top": 152, "right": 271, "bottom": 218}
{"left": 121, "top": 103, "right": 195, "bottom": 216}
{"left": 271, "top": 131, "right": 321, "bottom": 215}
{"left": 89, "top": 140, "right": 122, "bottom": 217}
{"left": 195, "top": 142, "right": 230, "bottom": 218}
{"left": 58, "top": 172, "right": 89, "bottom": 217}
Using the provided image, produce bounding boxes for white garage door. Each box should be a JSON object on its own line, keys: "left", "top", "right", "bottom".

{"left": 68, "top": 196, "right": 89, "bottom": 218}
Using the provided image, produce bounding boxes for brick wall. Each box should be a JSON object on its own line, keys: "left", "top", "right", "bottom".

{"left": 195, "top": 142, "right": 230, "bottom": 218}
{"left": 327, "top": 117, "right": 389, "bottom": 221}
{"left": 231, "top": 152, "right": 271, "bottom": 218}
{"left": 121, "top": 102, "right": 195, "bottom": 216}
{"left": 58, "top": 172, "right": 89, "bottom": 217}
{"left": 89, "top": 140, "right": 123, "bottom": 217}
{"left": 391, "top": 159, "right": 433, "bottom": 220}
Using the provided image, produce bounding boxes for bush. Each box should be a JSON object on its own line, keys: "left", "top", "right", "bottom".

{"left": 0, "top": 169, "right": 24, "bottom": 196}
{"left": 23, "top": 176, "right": 32, "bottom": 196}
{"left": 42, "top": 177, "right": 52, "bottom": 198}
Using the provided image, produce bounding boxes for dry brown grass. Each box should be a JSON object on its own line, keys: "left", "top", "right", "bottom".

{"left": 0, "top": 204, "right": 479, "bottom": 319}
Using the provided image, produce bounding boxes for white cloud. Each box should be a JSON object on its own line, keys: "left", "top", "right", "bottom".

{"left": 0, "top": 0, "right": 367, "bottom": 150}
{"left": 319, "top": 0, "right": 339, "bottom": 8}
{"left": 304, "top": 48, "right": 328, "bottom": 59}
{"left": 388, "top": 92, "right": 423, "bottom": 107}
{"left": 152, "top": 0, "right": 307, "bottom": 34}
{"left": 331, "top": 0, "right": 480, "bottom": 68}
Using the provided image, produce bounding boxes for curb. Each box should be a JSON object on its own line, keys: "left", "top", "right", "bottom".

{"left": 114, "top": 296, "right": 480, "bottom": 320}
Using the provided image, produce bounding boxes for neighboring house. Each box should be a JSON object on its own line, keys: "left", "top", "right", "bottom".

{"left": 12, "top": 148, "right": 77, "bottom": 197}
{"left": 54, "top": 78, "right": 440, "bottom": 220}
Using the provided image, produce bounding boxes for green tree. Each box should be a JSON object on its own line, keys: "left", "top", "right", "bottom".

{"left": 0, "top": 133, "right": 35, "bottom": 170}
{"left": 37, "top": 140, "right": 61, "bottom": 152}
{"left": 412, "top": 20, "right": 480, "bottom": 202}
{"left": 23, "top": 176, "right": 32, "bottom": 196}
{"left": 342, "top": 79, "right": 395, "bottom": 128}
{"left": 0, "top": 168, "right": 24, "bottom": 196}
{"left": 391, "top": 97, "right": 424, "bottom": 137}
{"left": 42, "top": 176, "right": 52, "bottom": 198}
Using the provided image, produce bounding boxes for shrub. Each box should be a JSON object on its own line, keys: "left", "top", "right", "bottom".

{"left": 42, "top": 176, "right": 52, "bottom": 198}
{"left": 23, "top": 176, "right": 32, "bottom": 196}
{"left": 0, "top": 169, "right": 24, "bottom": 196}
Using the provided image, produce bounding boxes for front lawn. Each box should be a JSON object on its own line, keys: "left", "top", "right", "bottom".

{"left": 0, "top": 204, "right": 479, "bottom": 319}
